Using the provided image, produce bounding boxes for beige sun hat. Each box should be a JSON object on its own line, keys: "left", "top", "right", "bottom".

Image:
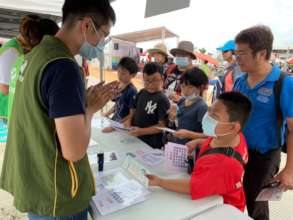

{"left": 170, "top": 41, "right": 196, "bottom": 60}
{"left": 147, "top": 43, "right": 168, "bottom": 57}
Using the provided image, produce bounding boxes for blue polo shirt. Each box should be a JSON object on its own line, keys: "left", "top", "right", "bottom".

{"left": 233, "top": 65, "right": 293, "bottom": 154}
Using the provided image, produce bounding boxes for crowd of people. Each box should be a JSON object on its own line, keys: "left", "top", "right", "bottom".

{"left": 0, "top": 0, "right": 292, "bottom": 220}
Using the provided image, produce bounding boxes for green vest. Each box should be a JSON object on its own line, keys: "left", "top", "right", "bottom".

{"left": 0, "top": 36, "right": 95, "bottom": 217}
{"left": 0, "top": 38, "right": 22, "bottom": 119}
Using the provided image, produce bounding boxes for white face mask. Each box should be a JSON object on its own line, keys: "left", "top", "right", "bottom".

{"left": 183, "top": 94, "right": 198, "bottom": 101}
{"left": 202, "top": 112, "right": 233, "bottom": 137}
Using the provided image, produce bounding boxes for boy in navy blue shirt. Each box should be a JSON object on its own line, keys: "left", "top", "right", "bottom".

{"left": 103, "top": 57, "right": 138, "bottom": 132}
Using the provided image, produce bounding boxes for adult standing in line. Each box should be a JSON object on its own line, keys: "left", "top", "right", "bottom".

{"left": 233, "top": 25, "right": 293, "bottom": 220}
{"left": 164, "top": 41, "right": 197, "bottom": 102}
{"left": 217, "top": 40, "right": 242, "bottom": 92}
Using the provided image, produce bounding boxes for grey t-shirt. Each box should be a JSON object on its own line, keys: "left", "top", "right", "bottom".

{"left": 174, "top": 97, "right": 208, "bottom": 144}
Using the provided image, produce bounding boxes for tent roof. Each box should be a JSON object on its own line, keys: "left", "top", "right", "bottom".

{"left": 112, "top": 26, "right": 178, "bottom": 43}
{"left": 0, "top": 0, "right": 64, "bottom": 16}
{"left": 0, "top": 8, "right": 60, "bottom": 38}
{"left": 0, "top": 0, "right": 116, "bottom": 38}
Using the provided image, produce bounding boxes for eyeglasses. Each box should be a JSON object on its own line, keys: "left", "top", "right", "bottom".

{"left": 143, "top": 80, "right": 162, "bottom": 85}
{"left": 181, "top": 84, "right": 194, "bottom": 89}
{"left": 235, "top": 50, "right": 252, "bottom": 58}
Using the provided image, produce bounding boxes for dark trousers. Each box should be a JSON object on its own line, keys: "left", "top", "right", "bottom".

{"left": 244, "top": 148, "right": 281, "bottom": 220}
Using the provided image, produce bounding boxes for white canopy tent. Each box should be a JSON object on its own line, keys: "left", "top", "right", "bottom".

{"left": 0, "top": 0, "right": 63, "bottom": 16}
{"left": 0, "top": 0, "right": 190, "bottom": 38}
{"left": 0, "top": 0, "right": 189, "bottom": 79}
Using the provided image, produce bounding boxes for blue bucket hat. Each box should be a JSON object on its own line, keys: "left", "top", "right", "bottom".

{"left": 217, "top": 40, "right": 236, "bottom": 52}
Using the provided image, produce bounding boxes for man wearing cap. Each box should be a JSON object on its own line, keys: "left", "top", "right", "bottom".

{"left": 217, "top": 40, "right": 242, "bottom": 92}
{"left": 164, "top": 41, "right": 196, "bottom": 101}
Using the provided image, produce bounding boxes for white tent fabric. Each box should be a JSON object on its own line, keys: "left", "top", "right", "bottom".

{"left": 0, "top": 0, "right": 64, "bottom": 16}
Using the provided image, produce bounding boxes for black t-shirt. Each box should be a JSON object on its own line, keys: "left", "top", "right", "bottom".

{"left": 40, "top": 59, "right": 85, "bottom": 119}
{"left": 132, "top": 89, "right": 170, "bottom": 148}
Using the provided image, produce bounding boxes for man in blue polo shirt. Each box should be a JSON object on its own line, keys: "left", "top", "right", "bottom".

{"left": 233, "top": 25, "right": 293, "bottom": 220}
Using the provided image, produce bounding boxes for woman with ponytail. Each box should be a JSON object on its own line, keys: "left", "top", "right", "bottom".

{"left": 7, "top": 17, "right": 59, "bottom": 122}
{"left": 0, "top": 14, "right": 40, "bottom": 121}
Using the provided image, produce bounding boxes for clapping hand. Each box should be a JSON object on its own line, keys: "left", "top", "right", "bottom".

{"left": 86, "top": 81, "right": 119, "bottom": 115}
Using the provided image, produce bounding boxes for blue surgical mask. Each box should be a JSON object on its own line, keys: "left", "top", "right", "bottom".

{"left": 79, "top": 22, "right": 111, "bottom": 61}
{"left": 175, "top": 57, "right": 189, "bottom": 68}
{"left": 202, "top": 112, "right": 233, "bottom": 137}
{"left": 202, "top": 113, "right": 218, "bottom": 137}
{"left": 79, "top": 41, "right": 100, "bottom": 60}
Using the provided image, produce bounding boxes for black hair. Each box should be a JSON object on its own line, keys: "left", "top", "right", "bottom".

{"left": 143, "top": 62, "right": 163, "bottom": 76}
{"left": 217, "top": 92, "right": 252, "bottom": 128}
{"left": 180, "top": 67, "right": 208, "bottom": 88}
{"left": 62, "top": 0, "right": 116, "bottom": 29}
{"left": 19, "top": 15, "right": 59, "bottom": 48}
{"left": 118, "top": 57, "right": 139, "bottom": 75}
{"left": 38, "top": 19, "right": 59, "bottom": 37}
{"left": 235, "top": 25, "right": 273, "bottom": 60}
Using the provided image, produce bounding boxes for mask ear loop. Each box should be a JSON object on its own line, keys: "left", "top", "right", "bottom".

{"left": 81, "top": 20, "right": 89, "bottom": 45}
{"left": 215, "top": 122, "right": 236, "bottom": 137}
{"left": 91, "top": 20, "right": 107, "bottom": 48}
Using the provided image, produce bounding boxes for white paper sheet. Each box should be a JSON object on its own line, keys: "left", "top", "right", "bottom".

{"left": 92, "top": 168, "right": 150, "bottom": 216}
{"left": 164, "top": 142, "right": 188, "bottom": 172}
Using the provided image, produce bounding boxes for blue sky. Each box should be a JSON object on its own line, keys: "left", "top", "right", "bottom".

{"left": 111, "top": 0, "right": 293, "bottom": 52}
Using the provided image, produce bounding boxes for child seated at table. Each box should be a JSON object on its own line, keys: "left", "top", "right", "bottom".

{"left": 124, "top": 62, "right": 170, "bottom": 149}
{"left": 102, "top": 57, "right": 138, "bottom": 132}
{"left": 168, "top": 67, "right": 208, "bottom": 144}
{"left": 146, "top": 92, "right": 252, "bottom": 211}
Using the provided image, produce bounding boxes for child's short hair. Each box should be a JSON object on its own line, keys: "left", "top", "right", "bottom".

{"left": 143, "top": 62, "right": 163, "bottom": 76}
{"left": 218, "top": 92, "right": 252, "bottom": 128}
{"left": 180, "top": 67, "right": 208, "bottom": 87}
{"left": 118, "top": 57, "right": 139, "bottom": 75}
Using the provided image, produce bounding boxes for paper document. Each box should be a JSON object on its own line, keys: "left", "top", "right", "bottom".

{"left": 164, "top": 142, "right": 188, "bottom": 172}
{"left": 92, "top": 159, "right": 150, "bottom": 216}
{"left": 155, "top": 127, "right": 176, "bottom": 133}
{"left": 256, "top": 182, "right": 283, "bottom": 201}
{"left": 136, "top": 149, "right": 165, "bottom": 167}
{"left": 122, "top": 155, "right": 149, "bottom": 187}
{"left": 107, "top": 119, "right": 133, "bottom": 133}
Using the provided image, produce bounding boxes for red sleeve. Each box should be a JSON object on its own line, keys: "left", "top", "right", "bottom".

{"left": 190, "top": 157, "right": 236, "bottom": 200}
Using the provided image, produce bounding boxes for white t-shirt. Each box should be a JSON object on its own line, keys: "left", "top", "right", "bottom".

{"left": 0, "top": 48, "right": 20, "bottom": 85}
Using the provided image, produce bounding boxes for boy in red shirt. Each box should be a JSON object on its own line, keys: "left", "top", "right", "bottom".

{"left": 146, "top": 92, "right": 252, "bottom": 211}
